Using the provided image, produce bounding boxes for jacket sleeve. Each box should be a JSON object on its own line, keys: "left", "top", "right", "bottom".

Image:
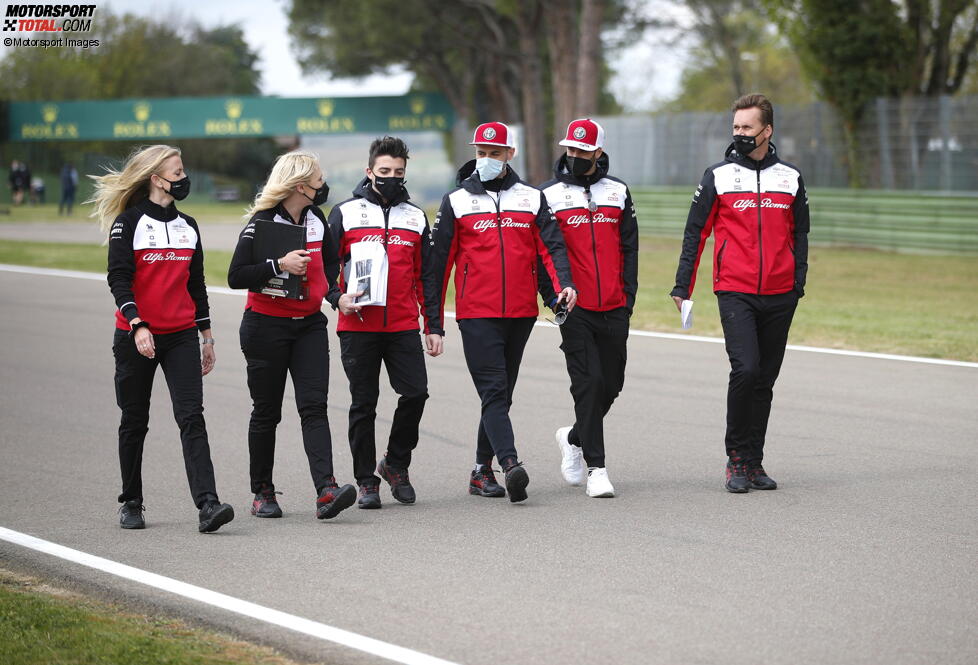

{"left": 423, "top": 194, "right": 458, "bottom": 337}
{"left": 537, "top": 255, "right": 558, "bottom": 309}
{"left": 106, "top": 212, "right": 139, "bottom": 323}
{"left": 226, "top": 219, "right": 278, "bottom": 290}
{"left": 534, "top": 192, "right": 575, "bottom": 295}
{"left": 416, "top": 216, "right": 433, "bottom": 334}
{"left": 670, "top": 168, "right": 718, "bottom": 300}
{"left": 792, "top": 176, "right": 810, "bottom": 298}
{"left": 184, "top": 216, "right": 211, "bottom": 331}
{"left": 324, "top": 204, "right": 345, "bottom": 309}
{"left": 620, "top": 188, "right": 640, "bottom": 313}
{"left": 318, "top": 207, "right": 342, "bottom": 310}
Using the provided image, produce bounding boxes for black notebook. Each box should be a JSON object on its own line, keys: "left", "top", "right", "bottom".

{"left": 250, "top": 220, "right": 307, "bottom": 300}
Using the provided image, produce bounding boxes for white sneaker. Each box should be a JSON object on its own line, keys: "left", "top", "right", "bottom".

{"left": 586, "top": 467, "right": 615, "bottom": 498}
{"left": 556, "top": 426, "right": 587, "bottom": 486}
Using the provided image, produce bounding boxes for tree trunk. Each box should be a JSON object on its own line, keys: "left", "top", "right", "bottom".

{"left": 546, "top": 0, "right": 579, "bottom": 143}
{"left": 517, "top": 0, "right": 550, "bottom": 184}
{"left": 575, "top": 0, "right": 603, "bottom": 115}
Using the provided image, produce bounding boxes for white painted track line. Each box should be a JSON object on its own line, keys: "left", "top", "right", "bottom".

{"left": 0, "top": 526, "right": 460, "bottom": 665}
{"left": 2, "top": 263, "right": 975, "bottom": 369}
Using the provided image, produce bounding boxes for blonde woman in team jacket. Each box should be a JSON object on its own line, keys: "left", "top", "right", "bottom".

{"left": 325, "top": 136, "right": 440, "bottom": 509}
{"left": 93, "top": 144, "right": 234, "bottom": 533}
{"left": 227, "top": 150, "right": 356, "bottom": 521}
{"left": 426, "top": 122, "right": 576, "bottom": 503}
{"left": 539, "top": 118, "right": 639, "bottom": 499}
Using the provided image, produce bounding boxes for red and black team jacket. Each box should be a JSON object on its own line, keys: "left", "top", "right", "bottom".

{"left": 324, "top": 178, "right": 432, "bottom": 334}
{"left": 425, "top": 162, "right": 575, "bottom": 336}
{"left": 671, "top": 143, "right": 810, "bottom": 300}
{"left": 539, "top": 153, "right": 639, "bottom": 312}
{"left": 227, "top": 203, "right": 339, "bottom": 318}
{"left": 107, "top": 198, "right": 211, "bottom": 334}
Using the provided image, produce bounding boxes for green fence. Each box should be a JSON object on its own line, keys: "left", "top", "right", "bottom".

{"left": 631, "top": 187, "right": 978, "bottom": 254}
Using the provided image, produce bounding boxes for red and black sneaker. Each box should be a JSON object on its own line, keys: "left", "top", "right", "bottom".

{"left": 747, "top": 462, "right": 778, "bottom": 490}
{"left": 725, "top": 456, "right": 750, "bottom": 493}
{"left": 502, "top": 457, "right": 529, "bottom": 503}
{"left": 377, "top": 457, "right": 416, "bottom": 504}
{"left": 251, "top": 484, "right": 283, "bottom": 518}
{"left": 357, "top": 483, "right": 382, "bottom": 509}
{"left": 469, "top": 466, "right": 506, "bottom": 498}
{"left": 316, "top": 480, "right": 357, "bottom": 520}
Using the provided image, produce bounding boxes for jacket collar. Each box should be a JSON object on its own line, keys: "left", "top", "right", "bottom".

{"left": 352, "top": 176, "right": 410, "bottom": 208}
{"left": 456, "top": 159, "right": 522, "bottom": 195}
{"left": 553, "top": 152, "right": 610, "bottom": 187}
{"left": 136, "top": 197, "right": 178, "bottom": 222}
{"left": 725, "top": 141, "right": 780, "bottom": 170}
{"left": 273, "top": 201, "right": 313, "bottom": 225}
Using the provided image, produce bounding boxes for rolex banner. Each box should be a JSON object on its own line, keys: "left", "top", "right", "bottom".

{"left": 7, "top": 93, "right": 454, "bottom": 141}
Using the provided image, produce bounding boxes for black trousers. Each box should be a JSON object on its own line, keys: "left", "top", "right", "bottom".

{"left": 113, "top": 327, "right": 219, "bottom": 508}
{"left": 338, "top": 330, "right": 428, "bottom": 485}
{"left": 559, "top": 306, "right": 629, "bottom": 468}
{"left": 59, "top": 189, "right": 74, "bottom": 214}
{"left": 239, "top": 309, "right": 335, "bottom": 494}
{"left": 717, "top": 291, "right": 799, "bottom": 463}
{"left": 458, "top": 317, "right": 536, "bottom": 466}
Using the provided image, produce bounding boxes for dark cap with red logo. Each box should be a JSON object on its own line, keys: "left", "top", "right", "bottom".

{"left": 559, "top": 118, "right": 605, "bottom": 151}
{"left": 470, "top": 122, "right": 515, "bottom": 148}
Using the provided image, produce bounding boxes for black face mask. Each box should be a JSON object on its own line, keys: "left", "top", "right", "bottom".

{"left": 303, "top": 182, "right": 330, "bottom": 206}
{"left": 372, "top": 175, "right": 405, "bottom": 202}
{"left": 566, "top": 155, "right": 595, "bottom": 178}
{"left": 733, "top": 129, "right": 768, "bottom": 157}
{"left": 159, "top": 175, "right": 191, "bottom": 201}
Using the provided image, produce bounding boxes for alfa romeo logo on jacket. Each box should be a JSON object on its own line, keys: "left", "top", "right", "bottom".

{"left": 573, "top": 127, "right": 587, "bottom": 139}
{"left": 483, "top": 127, "right": 496, "bottom": 140}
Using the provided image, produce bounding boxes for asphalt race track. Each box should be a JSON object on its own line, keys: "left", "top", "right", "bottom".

{"left": 1, "top": 267, "right": 976, "bottom": 665}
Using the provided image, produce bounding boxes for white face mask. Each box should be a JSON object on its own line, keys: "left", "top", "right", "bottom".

{"left": 475, "top": 157, "right": 505, "bottom": 181}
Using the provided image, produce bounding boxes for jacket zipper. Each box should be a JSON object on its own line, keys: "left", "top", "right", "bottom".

{"left": 382, "top": 205, "right": 390, "bottom": 327}
{"left": 755, "top": 169, "right": 763, "bottom": 294}
{"left": 461, "top": 263, "right": 469, "bottom": 299}
{"left": 716, "top": 238, "right": 728, "bottom": 281}
{"left": 491, "top": 195, "right": 507, "bottom": 315}
{"left": 585, "top": 187, "right": 602, "bottom": 305}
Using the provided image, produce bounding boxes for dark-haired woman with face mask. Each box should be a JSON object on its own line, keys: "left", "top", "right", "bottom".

{"left": 91, "top": 144, "right": 235, "bottom": 533}
{"left": 228, "top": 150, "right": 356, "bottom": 522}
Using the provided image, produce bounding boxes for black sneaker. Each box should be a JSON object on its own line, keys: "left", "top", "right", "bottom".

{"left": 198, "top": 501, "right": 235, "bottom": 533}
{"left": 357, "top": 483, "right": 382, "bottom": 509}
{"left": 748, "top": 462, "right": 778, "bottom": 490}
{"left": 502, "top": 458, "right": 529, "bottom": 503}
{"left": 725, "top": 458, "right": 750, "bottom": 493}
{"left": 316, "top": 481, "right": 357, "bottom": 520}
{"left": 251, "top": 485, "right": 283, "bottom": 518}
{"left": 376, "top": 457, "right": 416, "bottom": 504}
{"left": 469, "top": 466, "right": 506, "bottom": 498}
{"left": 119, "top": 500, "right": 145, "bottom": 530}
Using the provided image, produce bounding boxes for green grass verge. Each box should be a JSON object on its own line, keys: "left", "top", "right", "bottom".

{"left": 0, "top": 569, "right": 306, "bottom": 665}
{"left": 0, "top": 239, "right": 233, "bottom": 290}
{"left": 1, "top": 236, "right": 976, "bottom": 362}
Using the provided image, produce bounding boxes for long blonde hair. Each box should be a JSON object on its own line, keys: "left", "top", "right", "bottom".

{"left": 87, "top": 145, "right": 181, "bottom": 234}
{"left": 245, "top": 150, "right": 322, "bottom": 219}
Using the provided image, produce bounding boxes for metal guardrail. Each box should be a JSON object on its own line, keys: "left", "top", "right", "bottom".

{"left": 631, "top": 187, "right": 978, "bottom": 254}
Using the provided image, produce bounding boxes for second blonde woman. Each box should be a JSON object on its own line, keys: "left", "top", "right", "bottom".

{"left": 228, "top": 151, "right": 356, "bottom": 520}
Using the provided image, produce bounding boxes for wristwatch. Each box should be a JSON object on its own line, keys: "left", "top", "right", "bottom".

{"left": 201, "top": 338, "right": 215, "bottom": 345}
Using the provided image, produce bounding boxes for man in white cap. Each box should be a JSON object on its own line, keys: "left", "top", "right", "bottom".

{"left": 539, "top": 118, "right": 639, "bottom": 498}
{"left": 426, "top": 121, "right": 577, "bottom": 503}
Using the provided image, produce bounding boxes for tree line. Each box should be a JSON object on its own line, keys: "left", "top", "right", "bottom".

{"left": 2, "top": 1, "right": 976, "bottom": 188}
